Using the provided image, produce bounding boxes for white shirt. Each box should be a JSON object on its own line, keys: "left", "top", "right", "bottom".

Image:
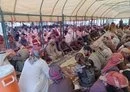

{"left": 89, "top": 53, "right": 102, "bottom": 70}
{"left": 112, "top": 37, "right": 120, "bottom": 47}
{"left": 19, "top": 58, "right": 50, "bottom": 92}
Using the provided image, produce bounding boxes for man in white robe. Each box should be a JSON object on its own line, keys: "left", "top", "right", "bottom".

{"left": 19, "top": 49, "right": 50, "bottom": 92}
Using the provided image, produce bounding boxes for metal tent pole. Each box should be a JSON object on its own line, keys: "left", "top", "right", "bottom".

{"left": 83, "top": 17, "right": 85, "bottom": 26}
{"left": 0, "top": 9, "right": 9, "bottom": 49}
{"left": 95, "top": 17, "right": 97, "bottom": 25}
{"left": 61, "top": 14, "right": 64, "bottom": 37}
{"left": 40, "top": 15, "right": 44, "bottom": 47}
{"left": 39, "top": 0, "right": 44, "bottom": 47}
{"left": 129, "top": 18, "right": 130, "bottom": 25}
{"left": 85, "top": 16, "right": 87, "bottom": 26}
{"left": 76, "top": 16, "right": 78, "bottom": 26}
{"left": 103, "top": 18, "right": 105, "bottom": 24}
{"left": 100, "top": 18, "right": 102, "bottom": 26}
{"left": 11, "top": 15, "right": 14, "bottom": 28}
{"left": 106, "top": 18, "right": 108, "bottom": 25}
{"left": 91, "top": 17, "right": 93, "bottom": 27}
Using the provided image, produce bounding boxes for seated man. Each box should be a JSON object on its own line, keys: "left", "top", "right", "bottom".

{"left": 70, "top": 38, "right": 84, "bottom": 51}
{"left": 20, "top": 33, "right": 28, "bottom": 47}
{"left": 90, "top": 71, "right": 129, "bottom": 92}
{"left": 19, "top": 49, "right": 50, "bottom": 92}
{"left": 82, "top": 34, "right": 92, "bottom": 45}
{"left": 13, "top": 45, "right": 30, "bottom": 72}
{"left": 90, "top": 30, "right": 100, "bottom": 41}
{"left": 59, "top": 37, "right": 73, "bottom": 54}
{"left": 40, "top": 48, "right": 52, "bottom": 64}
{"left": 48, "top": 64, "right": 74, "bottom": 92}
{"left": 83, "top": 44, "right": 112, "bottom": 79}
{"left": 83, "top": 45, "right": 102, "bottom": 71}
{"left": 90, "top": 53, "right": 129, "bottom": 92}
{"left": 0, "top": 49, "right": 16, "bottom": 66}
{"left": 111, "top": 34, "right": 120, "bottom": 49}
{"left": 102, "top": 36, "right": 116, "bottom": 53}
{"left": 8, "top": 35, "right": 18, "bottom": 51}
{"left": 74, "top": 53, "right": 96, "bottom": 92}
{"left": 46, "top": 39, "right": 62, "bottom": 60}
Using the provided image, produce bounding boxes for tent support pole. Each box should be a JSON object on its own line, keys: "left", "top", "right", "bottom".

{"left": 0, "top": 9, "right": 9, "bottom": 49}
{"left": 129, "top": 18, "right": 130, "bottom": 25}
{"left": 62, "top": 14, "right": 64, "bottom": 37}
{"left": 40, "top": 15, "right": 44, "bottom": 47}
{"left": 100, "top": 18, "right": 102, "bottom": 26}
{"left": 28, "top": 15, "right": 30, "bottom": 22}
{"left": 91, "top": 17, "right": 93, "bottom": 27}
{"left": 76, "top": 16, "right": 78, "bottom": 25}
{"left": 103, "top": 18, "right": 104, "bottom": 25}
{"left": 85, "top": 16, "right": 87, "bottom": 25}
{"left": 60, "top": 17, "right": 62, "bottom": 37}
{"left": 10, "top": 15, "right": 14, "bottom": 28}
{"left": 106, "top": 18, "right": 108, "bottom": 24}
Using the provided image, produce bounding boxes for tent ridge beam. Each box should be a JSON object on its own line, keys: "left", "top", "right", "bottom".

{"left": 0, "top": 12, "right": 111, "bottom": 21}
{"left": 51, "top": 0, "right": 60, "bottom": 15}
{"left": 84, "top": 0, "right": 96, "bottom": 16}
{"left": 100, "top": 1, "right": 128, "bottom": 17}
{"left": 13, "top": 0, "right": 18, "bottom": 13}
{"left": 91, "top": 0, "right": 108, "bottom": 16}
{"left": 114, "top": 11, "right": 130, "bottom": 18}
{"left": 40, "top": 0, "right": 45, "bottom": 14}
{"left": 100, "top": 3, "right": 118, "bottom": 17}
{"left": 113, "top": 12, "right": 121, "bottom": 18}
{"left": 103, "top": 2, "right": 130, "bottom": 17}
{"left": 50, "top": 0, "right": 60, "bottom": 21}
{"left": 13, "top": 0, "right": 18, "bottom": 21}
{"left": 62, "top": 0, "right": 68, "bottom": 14}
{"left": 71, "top": 0, "right": 83, "bottom": 16}
{"left": 76, "top": 0, "right": 87, "bottom": 16}
{"left": 2, "top": 12, "right": 62, "bottom": 17}
{"left": 27, "top": 14, "right": 30, "bottom": 22}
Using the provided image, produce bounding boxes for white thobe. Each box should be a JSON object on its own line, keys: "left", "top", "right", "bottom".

{"left": 19, "top": 58, "right": 50, "bottom": 92}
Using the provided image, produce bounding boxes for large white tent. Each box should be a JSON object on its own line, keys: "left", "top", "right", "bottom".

{"left": 0, "top": 0, "right": 130, "bottom": 21}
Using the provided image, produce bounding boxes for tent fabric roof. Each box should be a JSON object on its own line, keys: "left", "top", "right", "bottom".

{"left": 1, "top": 0, "right": 130, "bottom": 21}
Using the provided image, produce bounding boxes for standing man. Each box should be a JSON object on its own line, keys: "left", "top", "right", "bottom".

{"left": 19, "top": 49, "right": 50, "bottom": 92}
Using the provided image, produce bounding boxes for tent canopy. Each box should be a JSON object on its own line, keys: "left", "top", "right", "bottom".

{"left": 1, "top": 0, "right": 130, "bottom": 21}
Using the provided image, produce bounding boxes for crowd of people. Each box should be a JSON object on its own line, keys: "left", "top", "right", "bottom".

{"left": 1, "top": 22, "right": 130, "bottom": 92}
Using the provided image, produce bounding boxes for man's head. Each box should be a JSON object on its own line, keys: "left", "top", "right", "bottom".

{"left": 120, "top": 48, "right": 130, "bottom": 59}
{"left": 83, "top": 45, "right": 92, "bottom": 56}
{"left": 49, "top": 64, "right": 64, "bottom": 83}
{"left": 75, "top": 53, "right": 85, "bottom": 65}
{"left": 49, "top": 39, "right": 55, "bottom": 46}
{"left": 8, "top": 35, "right": 14, "bottom": 42}
{"left": 5, "top": 49, "right": 16, "bottom": 60}
{"left": 62, "top": 37, "right": 65, "bottom": 41}
{"left": 32, "top": 35, "right": 36, "bottom": 39}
